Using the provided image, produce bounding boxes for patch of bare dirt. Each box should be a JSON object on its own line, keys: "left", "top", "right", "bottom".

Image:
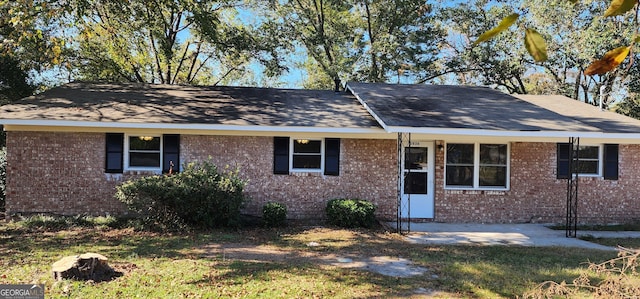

{"left": 198, "top": 243, "right": 429, "bottom": 278}
{"left": 110, "top": 262, "right": 138, "bottom": 276}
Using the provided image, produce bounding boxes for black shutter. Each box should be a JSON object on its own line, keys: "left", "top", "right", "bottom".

{"left": 273, "top": 137, "right": 289, "bottom": 174}
{"left": 603, "top": 144, "right": 619, "bottom": 180}
{"left": 105, "top": 133, "right": 124, "bottom": 173}
{"left": 324, "top": 138, "right": 340, "bottom": 176}
{"left": 557, "top": 143, "right": 570, "bottom": 179}
{"left": 163, "top": 134, "right": 180, "bottom": 174}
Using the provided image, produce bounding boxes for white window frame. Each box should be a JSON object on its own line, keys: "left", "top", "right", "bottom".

{"left": 124, "top": 134, "right": 163, "bottom": 172}
{"left": 445, "top": 142, "right": 510, "bottom": 191}
{"left": 290, "top": 138, "right": 324, "bottom": 173}
{"left": 575, "top": 144, "right": 603, "bottom": 177}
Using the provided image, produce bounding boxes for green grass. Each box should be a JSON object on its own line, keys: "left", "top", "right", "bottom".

{"left": 579, "top": 236, "right": 640, "bottom": 249}
{"left": 1, "top": 219, "right": 637, "bottom": 298}
{"left": 549, "top": 223, "right": 640, "bottom": 231}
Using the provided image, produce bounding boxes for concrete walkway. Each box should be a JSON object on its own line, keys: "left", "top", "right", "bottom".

{"left": 390, "top": 223, "right": 640, "bottom": 251}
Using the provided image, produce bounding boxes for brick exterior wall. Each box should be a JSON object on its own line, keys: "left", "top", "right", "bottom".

{"left": 5, "top": 132, "right": 397, "bottom": 220}
{"left": 181, "top": 136, "right": 398, "bottom": 220}
{"left": 5, "top": 131, "right": 640, "bottom": 224}
{"left": 5, "top": 132, "right": 128, "bottom": 215}
{"left": 433, "top": 142, "right": 640, "bottom": 224}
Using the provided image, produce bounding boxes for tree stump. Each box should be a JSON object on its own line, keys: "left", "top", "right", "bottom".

{"left": 52, "top": 253, "right": 115, "bottom": 281}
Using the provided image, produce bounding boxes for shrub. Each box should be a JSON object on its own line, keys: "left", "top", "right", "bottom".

{"left": 325, "top": 198, "right": 376, "bottom": 228}
{"left": 0, "top": 147, "right": 5, "bottom": 212}
{"left": 263, "top": 202, "right": 287, "bottom": 227}
{"left": 115, "top": 160, "right": 247, "bottom": 231}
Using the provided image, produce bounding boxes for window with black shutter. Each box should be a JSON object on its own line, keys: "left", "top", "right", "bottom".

{"left": 557, "top": 143, "right": 617, "bottom": 179}
{"left": 107, "top": 133, "right": 181, "bottom": 173}
{"left": 273, "top": 137, "right": 341, "bottom": 175}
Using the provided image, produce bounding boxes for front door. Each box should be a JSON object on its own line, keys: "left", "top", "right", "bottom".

{"left": 401, "top": 142, "right": 435, "bottom": 218}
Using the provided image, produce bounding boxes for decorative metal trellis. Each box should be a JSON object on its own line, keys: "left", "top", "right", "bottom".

{"left": 397, "top": 132, "right": 411, "bottom": 234}
{"left": 566, "top": 137, "right": 579, "bottom": 238}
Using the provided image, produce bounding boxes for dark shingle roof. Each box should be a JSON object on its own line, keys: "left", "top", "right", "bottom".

{"left": 0, "top": 82, "right": 381, "bottom": 129}
{"left": 347, "top": 82, "right": 640, "bottom": 133}
{"left": 5, "top": 81, "right": 640, "bottom": 136}
{"left": 515, "top": 94, "right": 640, "bottom": 133}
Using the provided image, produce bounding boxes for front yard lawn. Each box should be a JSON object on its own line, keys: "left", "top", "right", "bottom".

{"left": 0, "top": 221, "right": 634, "bottom": 298}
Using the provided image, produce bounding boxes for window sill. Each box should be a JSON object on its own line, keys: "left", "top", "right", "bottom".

{"left": 124, "top": 169, "right": 162, "bottom": 175}
{"left": 558, "top": 175, "right": 602, "bottom": 180}
{"left": 289, "top": 171, "right": 323, "bottom": 177}
{"left": 444, "top": 188, "right": 509, "bottom": 195}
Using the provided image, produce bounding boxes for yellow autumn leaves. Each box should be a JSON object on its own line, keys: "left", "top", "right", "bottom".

{"left": 473, "top": 0, "right": 638, "bottom": 76}
{"left": 585, "top": 46, "right": 631, "bottom": 75}
{"left": 472, "top": 13, "right": 519, "bottom": 46}
{"left": 472, "top": 13, "right": 547, "bottom": 63}
{"left": 524, "top": 28, "right": 547, "bottom": 63}
{"left": 583, "top": 0, "right": 637, "bottom": 75}
{"left": 604, "top": 0, "right": 637, "bottom": 17}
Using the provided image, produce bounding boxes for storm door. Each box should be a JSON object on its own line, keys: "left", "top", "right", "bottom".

{"left": 401, "top": 142, "right": 435, "bottom": 218}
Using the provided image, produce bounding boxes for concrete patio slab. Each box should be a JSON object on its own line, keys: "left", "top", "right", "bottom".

{"left": 388, "top": 223, "right": 633, "bottom": 251}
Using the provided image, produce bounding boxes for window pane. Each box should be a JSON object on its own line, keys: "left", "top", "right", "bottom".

{"left": 577, "top": 161, "right": 598, "bottom": 174}
{"left": 446, "top": 144, "right": 474, "bottom": 164}
{"left": 130, "top": 153, "right": 161, "bottom": 167}
{"left": 130, "top": 137, "right": 160, "bottom": 150}
{"left": 479, "top": 166, "right": 507, "bottom": 187}
{"left": 293, "top": 155, "right": 321, "bottom": 169}
{"left": 446, "top": 165, "right": 473, "bottom": 186}
{"left": 293, "top": 140, "right": 321, "bottom": 153}
{"left": 578, "top": 146, "right": 598, "bottom": 159}
{"left": 405, "top": 147, "right": 428, "bottom": 170}
{"left": 480, "top": 144, "right": 507, "bottom": 165}
{"left": 404, "top": 172, "right": 427, "bottom": 194}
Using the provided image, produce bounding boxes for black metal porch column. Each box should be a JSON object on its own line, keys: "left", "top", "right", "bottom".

{"left": 566, "top": 137, "right": 579, "bottom": 238}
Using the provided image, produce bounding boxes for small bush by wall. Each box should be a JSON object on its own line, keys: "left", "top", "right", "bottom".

{"left": 262, "top": 202, "right": 287, "bottom": 227}
{"left": 326, "top": 198, "right": 376, "bottom": 228}
{"left": 115, "top": 160, "right": 247, "bottom": 231}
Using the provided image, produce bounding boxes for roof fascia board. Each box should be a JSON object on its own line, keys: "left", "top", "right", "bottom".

{"left": 406, "top": 135, "right": 640, "bottom": 144}
{"left": 0, "top": 119, "right": 385, "bottom": 134}
{"left": 345, "top": 83, "right": 390, "bottom": 131}
{"left": 3, "top": 124, "right": 395, "bottom": 139}
{"left": 386, "top": 126, "right": 640, "bottom": 140}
